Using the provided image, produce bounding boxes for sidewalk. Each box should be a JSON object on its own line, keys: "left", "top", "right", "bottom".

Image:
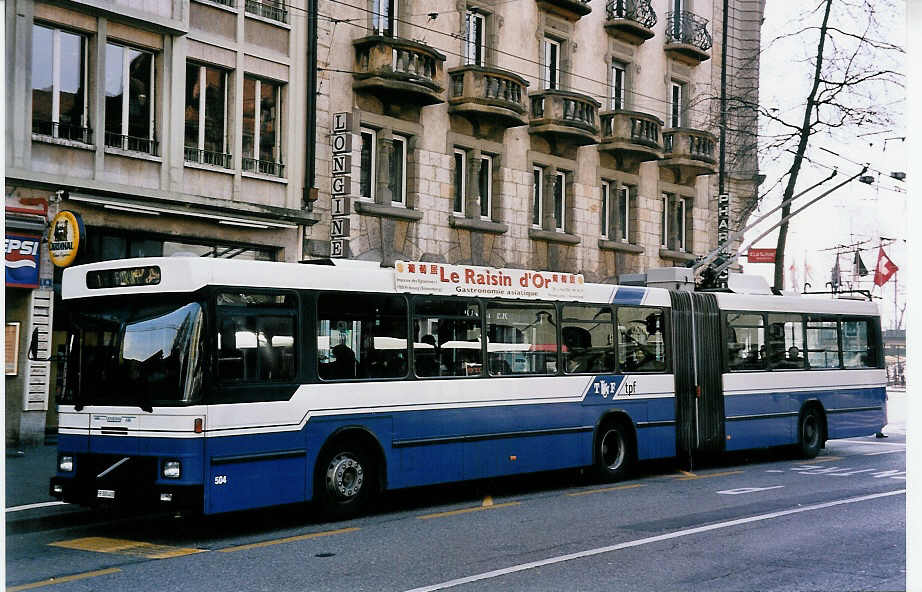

{"left": 5, "top": 444, "right": 58, "bottom": 508}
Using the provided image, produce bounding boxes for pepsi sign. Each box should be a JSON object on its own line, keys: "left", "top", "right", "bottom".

{"left": 5, "top": 233, "right": 41, "bottom": 288}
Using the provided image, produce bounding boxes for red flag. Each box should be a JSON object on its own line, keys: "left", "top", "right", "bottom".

{"left": 873, "top": 247, "right": 898, "bottom": 287}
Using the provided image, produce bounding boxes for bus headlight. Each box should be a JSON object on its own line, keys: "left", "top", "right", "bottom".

{"left": 162, "top": 460, "right": 182, "bottom": 479}
{"left": 59, "top": 455, "right": 74, "bottom": 472}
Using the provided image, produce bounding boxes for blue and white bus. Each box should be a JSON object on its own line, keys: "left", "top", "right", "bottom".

{"left": 47, "top": 257, "right": 887, "bottom": 517}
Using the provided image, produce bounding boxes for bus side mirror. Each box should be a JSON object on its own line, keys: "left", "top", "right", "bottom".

{"left": 28, "top": 328, "right": 53, "bottom": 362}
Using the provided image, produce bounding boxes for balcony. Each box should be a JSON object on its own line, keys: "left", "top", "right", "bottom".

{"left": 536, "top": 0, "right": 591, "bottom": 21}
{"left": 660, "top": 127, "right": 717, "bottom": 182}
{"left": 245, "top": 0, "right": 288, "bottom": 23}
{"left": 529, "top": 89, "right": 600, "bottom": 147}
{"left": 598, "top": 110, "right": 663, "bottom": 165}
{"left": 604, "top": 0, "right": 656, "bottom": 45}
{"left": 664, "top": 11, "right": 712, "bottom": 65}
{"left": 353, "top": 36, "right": 446, "bottom": 107}
{"left": 448, "top": 66, "right": 529, "bottom": 130}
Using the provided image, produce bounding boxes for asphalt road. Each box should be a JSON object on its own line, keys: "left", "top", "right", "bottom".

{"left": 5, "top": 395, "right": 907, "bottom": 592}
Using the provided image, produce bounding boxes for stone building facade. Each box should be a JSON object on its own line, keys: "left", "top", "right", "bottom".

{"left": 304, "top": 0, "right": 764, "bottom": 281}
{"left": 5, "top": 0, "right": 317, "bottom": 445}
{"left": 4, "top": 0, "right": 763, "bottom": 446}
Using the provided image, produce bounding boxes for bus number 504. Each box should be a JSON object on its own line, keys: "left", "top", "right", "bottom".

{"left": 214, "top": 475, "right": 228, "bottom": 486}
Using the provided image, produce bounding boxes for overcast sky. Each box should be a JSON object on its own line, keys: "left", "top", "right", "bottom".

{"left": 742, "top": 1, "right": 907, "bottom": 328}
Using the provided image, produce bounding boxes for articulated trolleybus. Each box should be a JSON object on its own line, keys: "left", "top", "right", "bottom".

{"left": 50, "top": 257, "right": 887, "bottom": 517}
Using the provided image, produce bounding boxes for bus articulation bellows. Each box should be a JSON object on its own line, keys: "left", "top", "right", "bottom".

{"left": 49, "top": 258, "right": 887, "bottom": 517}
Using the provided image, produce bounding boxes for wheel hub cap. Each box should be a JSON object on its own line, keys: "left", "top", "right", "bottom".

{"left": 326, "top": 454, "right": 364, "bottom": 500}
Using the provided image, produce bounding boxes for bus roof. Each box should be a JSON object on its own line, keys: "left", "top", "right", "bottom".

{"left": 61, "top": 257, "right": 673, "bottom": 307}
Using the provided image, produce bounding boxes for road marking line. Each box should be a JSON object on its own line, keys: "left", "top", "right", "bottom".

{"left": 8, "top": 568, "right": 122, "bottom": 591}
{"left": 418, "top": 502, "right": 520, "bottom": 520}
{"left": 835, "top": 439, "right": 905, "bottom": 447}
{"left": 799, "top": 456, "right": 841, "bottom": 464}
{"left": 568, "top": 484, "right": 645, "bottom": 497}
{"left": 49, "top": 537, "right": 205, "bottom": 559}
{"left": 6, "top": 501, "right": 68, "bottom": 513}
{"left": 717, "top": 486, "right": 785, "bottom": 495}
{"left": 219, "top": 527, "right": 359, "bottom": 552}
{"left": 677, "top": 470, "right": 743, "bottom": 481}
{"left": 403, "top": 489, "right": 906, "bottom": 592}
{"left": 864, "top": 449, "right": 904, "bottom": 456}
{"left": 679, "top": 470, "right": 696, "bottom": 477}
{"left": 482, "top": 496, "right": 494, "bottom": 507}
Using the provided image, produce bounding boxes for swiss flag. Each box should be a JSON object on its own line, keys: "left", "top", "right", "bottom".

{"left": 873, "top": 247, "right": 899, "bottom": 287}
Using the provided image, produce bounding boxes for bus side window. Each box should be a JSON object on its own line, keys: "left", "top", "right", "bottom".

{"left": 216, "top": 292, "right": 298, "bottom": 383}
{"left": 317, "top": 292, "right": 409, "bottom": 381}
{"left": 616, "top": 306, "right": 666, "bottom": 372}
{"left": 561, "top": 305, "right": 614, "bottom": 374}
{"left": 842, "top": 319, "right": 876, "bottom": 369}
{"left": 766, "top": 314, "right": 805, "bottom": 370}
{"left": 726, "top": 313, "right": 766, "bottom": 372}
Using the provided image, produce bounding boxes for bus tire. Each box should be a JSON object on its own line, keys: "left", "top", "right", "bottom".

{"left": 594, "top": 420, "right": 634, "bottom": 482}
{"left": 315, "top": 441, "right": 375, "bottom": 520}
{"left": 797, "top": 406, "right": 824, "bottom": 459}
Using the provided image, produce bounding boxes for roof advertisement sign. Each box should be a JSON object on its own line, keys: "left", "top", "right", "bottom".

{"left": 395, "top": 261, "right": 584, "bottom": 300}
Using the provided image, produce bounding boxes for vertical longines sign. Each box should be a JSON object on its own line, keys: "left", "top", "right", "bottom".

{"left": 330, "top": 112, "right": 352, "bottom": 258}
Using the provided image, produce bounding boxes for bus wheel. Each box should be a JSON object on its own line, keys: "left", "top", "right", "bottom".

{"left": 798, "top": 407, "right": 823, "bottom": 459}
{"left": 594, "top": 421, "right": 633, "bottom": 482}
{"left": 315, "top": 443, "right": 374, "bottom": 519}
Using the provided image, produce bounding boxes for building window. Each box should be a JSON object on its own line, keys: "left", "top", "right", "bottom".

{"left": 611, "top": 61, "right": 627, "bottom": 110}
{"left": 391, "top": 134, "right": 408, "bottom": 205}
{"left": 372, "top": 0, "right": 397, "bottom": 36}
{"left": 244, "top": 0, "right": 289, "bottom": 24}
{"left": 662, "top": 193, "right": 687, "bottom": 251}
{"left": 543, "top": 37, "right": 560, "bottom": 90}
{"left": 105, "top": 43, "right": 155, "bottom": 154}
{"left": 670, "top": 81, "right": 684, "bottom": 128}
{"left": 360, "top": 127, "right": 376, "bottom": 200}
{"left": 661, "top": 193, "right": 669, "bottom": 247}
{"left": 479, "top": 154, "right": 493, "bottom": 219}
{"left": 617, "top": 185, "right": 631, "bottom": 242}
{"left": 242, "top": 76, "right": 283, "bottom": 177}
{"left": 453, "top": 148, "right": 466, "bottom": 214}
{"left": 184, "top": 63, "right": 230, "bottom": 168}
{"left": 532, "top": 167, "right": 544, "bottom": 227}
{"left": 600, "top": 182, "right": 611, "bottom": 239}
{"left": 31, "top": 24, "right": 90, "bottom": 143}
{"left": 465, "top": 9, "right": 486, "bottom": 66}
{"left": 553, "top": 171, "right": 566, "bottom": 231}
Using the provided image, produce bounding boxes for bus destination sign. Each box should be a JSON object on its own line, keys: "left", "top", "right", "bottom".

{"left": 395, "top": 261, "right": 584, "bottom": 300}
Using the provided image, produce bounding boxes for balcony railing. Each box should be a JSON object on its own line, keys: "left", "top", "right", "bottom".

{"left": 599, "top": 110, "right": 663, "bottom": 161}
{"left": 606, "top": 0, "right": 656, "bottom": 28}
{"left": 661, "top": 127, "right": 717, "bottom": 180}
{"left": 353, "top": 36, "right": 446, "bottom": 106}
{"left": 243, "top": 157, "right": 285, "bottom": 177}
{"left": 104, "top": 132, "right": 159, "bottom": 156}
{"left": 666, "top": 11, "right": 712, "bottom": 51}
{"left": 205, "top": 0, "right": 236, "bottom": 7}
{"left": 32, "top": 120, "right": 93, "bottom": 144}
{"left": 529, "top": 89, "right": 600, "bottom": 145}
{"left": 448, "top": 66, "right": 529, "bottom": 128}
{"left": 184, "top": 147, "right": 233, "bottom": 169}
{"left": 245, "top": 0, "right": 288, "bottom": 24}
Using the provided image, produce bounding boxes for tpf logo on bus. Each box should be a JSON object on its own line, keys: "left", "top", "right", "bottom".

{"left": 585, "top": 376, "right": 638, "bottom": 401}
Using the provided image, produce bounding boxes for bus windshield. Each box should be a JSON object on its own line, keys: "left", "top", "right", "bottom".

{"left": 62, "top": 300, "right": 205, "bottom": 409}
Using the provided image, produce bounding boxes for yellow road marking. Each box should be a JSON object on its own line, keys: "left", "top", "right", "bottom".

{"left": 568, "top": 483, "right": 646, "bottom": 497}
{"left": 677, "top": 470, "right": 744, "bottom": 481}
{"left": 8, "top": 568, "right": 121, "bottom": 591}
{"left": 418, "top": 501, "right": 520, "bottom": 520}
{"left": 49, "top": 537, "right": 204, "bottom": 559}
{"left": 680, "top": 470, "right": 696, "bottom": 477}
{"left": 482, "top": 496, "right": 494, "bottom": 507}
{"left": 800, "top": 456, "right": 842, "bottom": 464}
{"left": 219, "top": 526, "right": 359, "bottom": 553}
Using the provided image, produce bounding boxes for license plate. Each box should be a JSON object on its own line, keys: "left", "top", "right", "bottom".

{"left": 97, "top": 489, "right": 115, "bottom": 499}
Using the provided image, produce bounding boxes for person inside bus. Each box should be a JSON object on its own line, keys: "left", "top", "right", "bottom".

{"left": 788, "top": 346, "right": 801, "bottom": 364}
{"left": 328, "top": 343, "right": 357, "bottom": 379}
{"left": 415, "top": 334, "right": 440, "bottom": 377}
{"left": 562, "top": 326, "right": 594, "bottom": 373}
